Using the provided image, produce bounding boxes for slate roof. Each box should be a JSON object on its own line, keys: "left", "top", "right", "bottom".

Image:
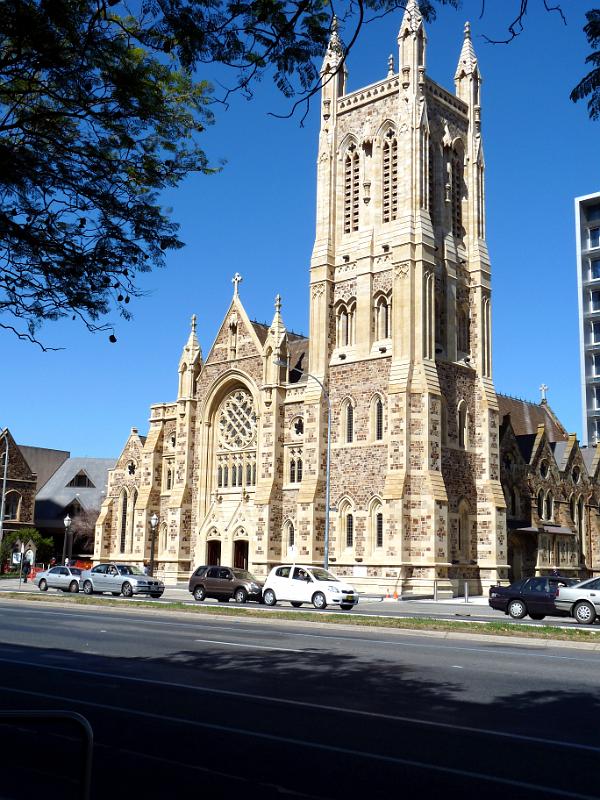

{"left": 35, "top": 457, "right": 116, "bottom": 524}
{"left": 581, "top": 446, "right": 597, "bottom": 474}
{"left": 497, "top": 395, "right": 569, "bottom": 442}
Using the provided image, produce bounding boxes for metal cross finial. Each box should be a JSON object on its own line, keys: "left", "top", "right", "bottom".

{"left": 275, "top": 294, "right": 282, "bottom": 313}
{"left": 540, "top": 383, "right": 549, "bottom": 402}
{"left": 232, "top": 273, "right": 243, "bottom": 296}
{"left": 191, "top": 313, "right": 197, "bottom": 333}
{"left": 464, "top": 20, "right": 471, "bottom": 39}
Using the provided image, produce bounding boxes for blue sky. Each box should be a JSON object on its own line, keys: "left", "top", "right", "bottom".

{"left": 2, "top": 0, "right": 595, "bottom": 457}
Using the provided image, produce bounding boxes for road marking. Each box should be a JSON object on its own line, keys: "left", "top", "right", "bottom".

{"left": 194, "top": 638, "right": 302, "bottom": 653}
{"left": 0, "top": 684, "right": 595, "bottom": 800}
{"left": 0, "top": 656, "right": 599, "bottom": 757}
{"left": 451, "top": 665, "right": 463, "bottom": 669}
{"left": 2, "top": 606, "right": 600, "bottom": 662}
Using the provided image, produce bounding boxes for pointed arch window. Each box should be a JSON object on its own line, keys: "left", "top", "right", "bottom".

{"left": 428, "top": 142, "right": 436, "bottom": 225}
{"left": 4, "top": 491, "right": 20, "bottom": 521}
{"left": 344, "top": 144, "right": 360, "bottom": 233}
{"left": 345, "top": 402, "right": 354, "bottom": 444}
{"left": 336, "top": 302, "right": 356, "bottom": 347}
{"left": 457, "top": 305, "right": 470, "bottom": 354}
{"left": 457, "top": 401, "right": 468, "bottom": 449}
{"left": 346, "top": 513, "right": 354, "bottom": 548}
{"left": 288, "top": 522, "right": 295, "bottom": 549}
{"left": 119, "top": 489, "right": 128, "bottom": 553}
{"left": 290, "top": 459, "right": 296, "bottom": 484}
{"left": 375, "top": 295, "right": 391, "bottom": 340}
{"left": 382, "top": 129, "right": 398, "bottom": 223}
{"left": 376, "top": 512, "right": 384, "bottom": 549}
{"left": 375, "top": 398, "right": 384, "bottom": 441}
{"left": 545, "top": 491, "right": 554, "bottom": 522}
{"left": 451, "top": 147, "right": 464, "bottom": 239}
{"left": 537, "top": 489, "right": 545, "bottom": 519}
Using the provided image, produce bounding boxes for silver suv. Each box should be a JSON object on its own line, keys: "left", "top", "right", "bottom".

{"left": 81, "top": 563, "right": 164, "bottom": 598}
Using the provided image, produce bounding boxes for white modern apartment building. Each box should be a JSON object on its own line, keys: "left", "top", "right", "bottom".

{"left": 576, "top": 192, "right": 600, "bottom": 444}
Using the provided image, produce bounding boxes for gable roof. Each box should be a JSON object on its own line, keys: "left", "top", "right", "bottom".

{"left": 35, "top": 457, "right": 116, "bottom": 524}
{"left": 497, "top": 395, "right": 569, "bottom": 443}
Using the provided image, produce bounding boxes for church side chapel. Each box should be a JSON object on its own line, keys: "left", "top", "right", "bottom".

{"left": 95, "top": 1, "right": 600, "bottom": 594}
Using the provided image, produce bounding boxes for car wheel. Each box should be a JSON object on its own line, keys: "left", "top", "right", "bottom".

{"left": 529, "top": 613, "right": 545, "bottom": 621}
{"left": 69, "top": 581, "right": 78, "bottom": 593}
{"left": 193, "top": 586, "right": 206, "bottom": 602}
{"left": 507, "top": 599, "right": 527, "bottom": 619}
{"left": 83, "top": 581, "right": 93, "bottom": 595}
{"left": 574, "top": 601, "right": 596, "bottom": 625}
{"left": 234, "top": 588, "right": 248, "bottom": 604}
{"left": 312, "top": 592, "right": 327, "bottom": 610}
{"left": 340, "top": 604, "right": 353, "bottom": 611}
{"left": 291, "top": 602, "right": 302, "bottom": 608}
{"left": 150, "top": 593, "right": 163, "bottom": 599}
{"left": 121, "top": 582, "right": 133, "bottom": 598}
{"left": 39, "top": 579, "right": 48, "bottom": 592}
{"left": 263, "top": 589, "right": 277, "bottom": 606}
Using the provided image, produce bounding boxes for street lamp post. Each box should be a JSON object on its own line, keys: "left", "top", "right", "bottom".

{"left": 273, "top": 360, "right": 332, "bottom": 570}
{"left": 62, "top": 515, "right": 72, "bottom": 565}
{"left": 149, "top": 513, "right": 159, "bottom": 576}
{"left": 0, "top": 428, "right": 9, "bottom": 556}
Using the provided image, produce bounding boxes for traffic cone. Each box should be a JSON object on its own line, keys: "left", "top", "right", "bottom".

{"left": 393, "top": 590, "right": 399, "bottom": 600}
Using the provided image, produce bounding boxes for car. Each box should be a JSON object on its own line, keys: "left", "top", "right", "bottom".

{"left": 554, "top": 576, "right": 600, "bottom": 624}
{"left": 488, "top": 575, "right": 575, "bottom": 620}
{"left": 188, "top": 565, "right": 263, "bottom": 603}
{"left": 262, "top": 564, "right": 359, "bottom": 610}
{"left": 35, "top": 566, "right": 83, "bottom": 593}
{"left": 80, "top": 563, "right": 165, "bottom": 598}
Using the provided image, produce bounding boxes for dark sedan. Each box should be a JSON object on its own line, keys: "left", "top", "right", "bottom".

{"left": 489, "top": 575, "right": 576, "bottom": 620}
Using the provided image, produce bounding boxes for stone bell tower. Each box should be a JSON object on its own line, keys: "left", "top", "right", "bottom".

{"left": 303, "top": 0, "right": 507, "bottom": 595}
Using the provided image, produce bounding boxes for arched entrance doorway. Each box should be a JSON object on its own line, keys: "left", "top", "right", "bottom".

{"left": 233, "top": 540, "right": 248, "bottom": 570}
{"left": 207, "top": 540, "right": 221, "bottom": 565}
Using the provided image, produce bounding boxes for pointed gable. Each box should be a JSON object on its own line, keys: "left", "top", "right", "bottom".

{"left": 204, "top": 290, "right": 265, "bottom": 366}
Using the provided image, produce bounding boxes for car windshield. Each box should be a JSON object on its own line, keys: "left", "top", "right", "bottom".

{"left": 117, "top": 565, "right": 144, "bottom": 576}
{"left": 310, "top": 568, "right": 339, "bottom": 582}
{"left": 233, "top": 569, "right": 256, "bottom": 581}
{"left": 69, "top": 568, "right": 82, "bottom": 576}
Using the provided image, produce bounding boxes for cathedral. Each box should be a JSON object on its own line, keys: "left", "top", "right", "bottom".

{"left": 94, "top": 1, "right": 600, "bottom": 595}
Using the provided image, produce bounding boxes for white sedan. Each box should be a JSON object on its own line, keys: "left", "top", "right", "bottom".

{"left": 262, "top": 564, "right": 359, "bottom": 610}
{"left": 35, "top": 566, "right": 83, "bottom": 593}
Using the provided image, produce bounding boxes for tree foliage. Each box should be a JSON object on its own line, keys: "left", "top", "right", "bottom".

{"left": 3, "top": 0, "right": 595, "bottom": 347}
{"left": 0, "top": 527, "right": 53, "bottom": 565}
{"left": 571, "top": 9, "right": 600, "bottom": 120}
{"left": 0, "top": 0, "right": 463, "bottom": 346}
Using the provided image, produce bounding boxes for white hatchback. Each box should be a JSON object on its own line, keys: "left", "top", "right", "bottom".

{"left": 262, "top": 564, "right": 359, "bottom": 610}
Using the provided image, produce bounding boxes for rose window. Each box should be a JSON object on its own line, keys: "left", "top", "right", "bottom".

{"left": 218, "top": 389, "right": 257, "bottom": 450}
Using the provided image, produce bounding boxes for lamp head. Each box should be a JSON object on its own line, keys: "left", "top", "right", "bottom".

{"left": 64, "top": 514, "right": 71, "bottom": 529}
{"left": 150, "top": 512, "right": 159, "bottom": 529}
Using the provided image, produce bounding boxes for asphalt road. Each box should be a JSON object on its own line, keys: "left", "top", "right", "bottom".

{"left": 1, "top": 601, "right": 600, "bottom": 800}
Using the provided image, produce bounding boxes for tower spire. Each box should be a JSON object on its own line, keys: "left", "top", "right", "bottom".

{"left": 398, "top": 0, "right": 423, "bottom": 39}
{"left": 326, "top": 15, "right": 344, "bottom": 58}
{"left": 455, "top": 20, "right": 478, "bottom": 80}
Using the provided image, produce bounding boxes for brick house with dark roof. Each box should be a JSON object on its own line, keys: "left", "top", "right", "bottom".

{"left": 499, "top": 396, "right": 598, "bottom": 580}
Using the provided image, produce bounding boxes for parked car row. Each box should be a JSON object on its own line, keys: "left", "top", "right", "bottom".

{"left": 33, "top": 561, "right": 360, "bottom": 611}
{"left": 188, "top": 564, "right": 359, "bottom": 610}
{"left": 34, "top": 563, "right": 165, "bottom": 598}
{"left": 489, "top": 575, "right": 600, "bottom": 625}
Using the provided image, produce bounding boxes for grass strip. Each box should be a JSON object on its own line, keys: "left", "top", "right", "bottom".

{"left": 1, "top": 591, "right": 600, "bottom": 642}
